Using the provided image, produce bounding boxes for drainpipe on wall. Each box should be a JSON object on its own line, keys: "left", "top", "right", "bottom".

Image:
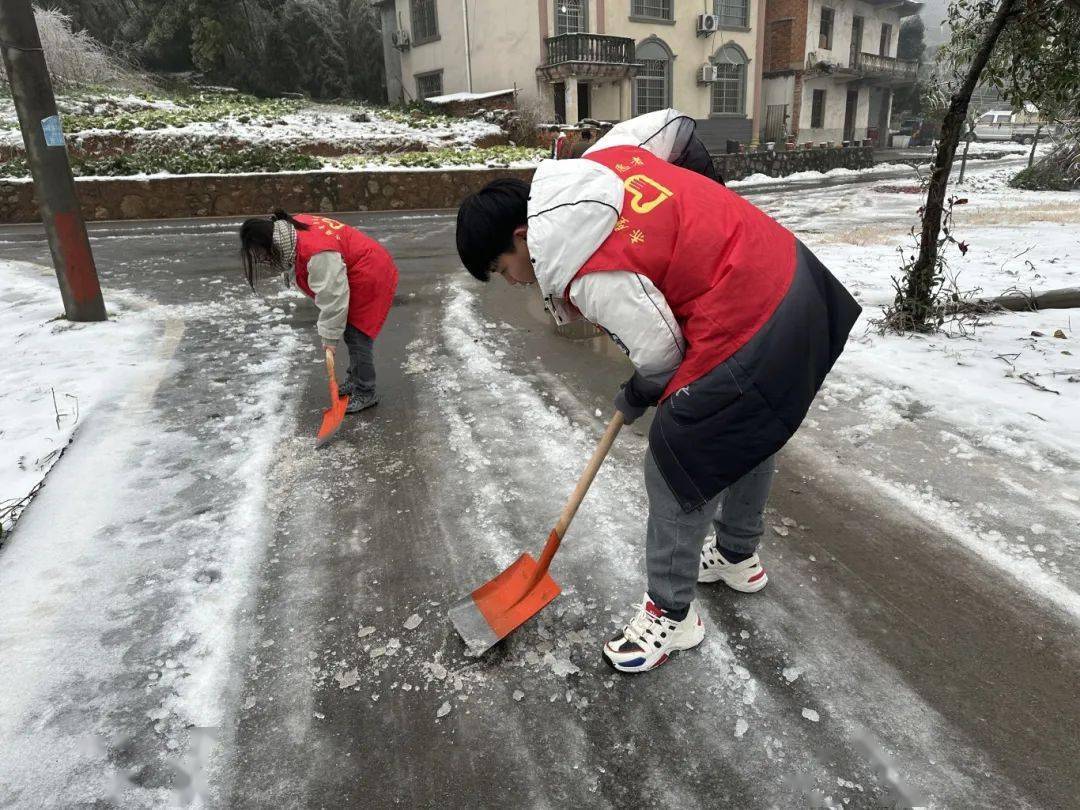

{"left": 750, "top": 0, "right": 767, "bottom": 144}
{"left": 462, "top": 0, "right": 474, "bottom": 92}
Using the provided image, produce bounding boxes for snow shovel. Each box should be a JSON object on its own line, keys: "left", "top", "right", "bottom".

{"left": 315, "top": 347, "right": 349, "bottom": 448}
{"left": 450, "top": 411, "right": 625, "bottom": 655}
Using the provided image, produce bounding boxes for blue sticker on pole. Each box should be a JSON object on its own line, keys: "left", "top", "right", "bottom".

{"left": 41, "top": 115, "right": 65, "bottom": 147}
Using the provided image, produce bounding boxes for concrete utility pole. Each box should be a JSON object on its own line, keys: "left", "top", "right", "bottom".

{"left": 0, "top": 0, "right": 106, "bottom": 321}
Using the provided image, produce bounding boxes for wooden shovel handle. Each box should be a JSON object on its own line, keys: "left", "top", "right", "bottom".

{"left": 534, "top": 411, "right": 625, "bottom": 576}
{"left": 325, "top": 347, "right": 338, "bottom": 403}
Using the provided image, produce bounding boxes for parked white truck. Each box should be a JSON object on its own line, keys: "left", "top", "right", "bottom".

{"left": 973, "top": 109, "right": 1045, "bottom": 144}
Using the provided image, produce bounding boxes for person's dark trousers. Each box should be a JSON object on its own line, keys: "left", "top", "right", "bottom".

{"left": 342, "top": 324, "right": 376, "bottom": 397}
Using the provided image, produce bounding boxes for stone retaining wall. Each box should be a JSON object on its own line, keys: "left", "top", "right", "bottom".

{"left": 0, "top": 167, "right": 536, "bottom": 224}
{"left": 0, "top": 145, "right": 875, "bottom": 224}
{"left": 714, "top": 145, "right": 874, "bottom": 181}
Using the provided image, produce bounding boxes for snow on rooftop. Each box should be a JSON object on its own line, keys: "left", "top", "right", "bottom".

{"left": 424, "top": 88, "right": 516, "bottom": 104}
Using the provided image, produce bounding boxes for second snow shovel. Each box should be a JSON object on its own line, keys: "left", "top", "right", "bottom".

{"left": 315, "top": 347, "right": 349, "bottom": 448}
{"left": 450, "top": 411, "right": 625, "bottom": 655}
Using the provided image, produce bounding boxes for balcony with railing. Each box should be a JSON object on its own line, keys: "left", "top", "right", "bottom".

{"left": 537, "top": 33, "right": 639, "bottom": 82}
{"left": 854, "top": 51, "right": 919, "bottom": 82}
{"left": 805, "top": 50, "right": 918, "bottom": 84}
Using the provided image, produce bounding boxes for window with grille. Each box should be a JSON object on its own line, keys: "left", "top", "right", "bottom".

{"left": 634, "top": 55, "right": 669, "bottom": 115}
{"left": 635, "top": 40, "right": 670, "bottom": 115}
{"left": 811, "top": 89, "right": 826, "bottom": 128}
{"left": 710, "top": 44, "right": 746, "bottom": 115}
{"left": 411, "top": 0, "right": 439, "bottom": 43}
{"left": 631, "top": 0, "right": 672, "bottom": 21}
{"left": 819, "top": 7, "right": 834, "bottom": 50}
{"left": 415, "top": 71, "right": 443, "bottom": 100}
{"left": 555, "top": 0, "right": 587, "bottom": 34}
{"left": 710, "top": 63, "right": 744, "bottom": 114}
{"left": 714, "top": 0, "right": 749, "bottom": 28}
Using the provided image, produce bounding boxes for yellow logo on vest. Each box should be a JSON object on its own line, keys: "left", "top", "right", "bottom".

{"left": 625, "top": 174, "right": 674, "bottom": 215}
{"left": 311, "top": 216, "right": 346, "bottom": 236}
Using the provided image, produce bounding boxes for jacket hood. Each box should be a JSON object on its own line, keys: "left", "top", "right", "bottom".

{"left": 584, "top": 108, "right": 696, "bottom": 163}
{"left": 526, "top": 158, "right": 623, "bottom": 307}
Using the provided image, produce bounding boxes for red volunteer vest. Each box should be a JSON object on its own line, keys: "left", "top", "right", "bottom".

{"left": 577, "top": 146, "right": 797, "bottom": 399}
{"left": 292, "top": 214, "right": 399, "bottom": 338}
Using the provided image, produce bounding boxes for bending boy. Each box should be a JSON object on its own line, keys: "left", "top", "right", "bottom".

{"left": 456, "top": 110, "right": 860, "bottom": 674}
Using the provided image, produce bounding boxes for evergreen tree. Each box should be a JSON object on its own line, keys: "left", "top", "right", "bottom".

{"left": 48, "top": 0, "right": 385, "bottom": 101}
{"left": 894, "top": 15, "right": 927, "bottom": 116}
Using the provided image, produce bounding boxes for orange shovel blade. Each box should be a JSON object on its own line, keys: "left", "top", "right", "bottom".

{"left": 316, "top": 392, "right": 349, "bottom": 448}
{"left": 449, "top": 553, "right": 561, "bottom": 654}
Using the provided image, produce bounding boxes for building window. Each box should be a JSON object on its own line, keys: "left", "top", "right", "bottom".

{"left": 555, "top": 0, "right": 587, "bottom": 34}
{"left": 631, "top": 0, "right": 672, "bottom": 20}
{"left": 411, "top": 0, "right": 439, "bottom": 43}
{"left": 710, "top": 44, "right": 747, "bottom": 115}
{"left": 819, "top": 7, "right": 834, "bottom": 50}
{"left": 415, "top": 70, "right": 443, "bottom": 100}
{"left": 811, "top": 89, "right": 826, "bottom": 128}
{"left": 634, "top": 39, "right": 671, "bottom": 115}
{"left": 714, "top": 0, "right": 749, "bottom": 28}
{"left": 879, "top": 23, "right": 892, "bottom": 56}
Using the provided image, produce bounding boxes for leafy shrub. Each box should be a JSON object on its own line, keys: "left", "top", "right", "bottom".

{"left": 61, "top": 93, "right": 300, "bottom": 133}
{"left": 1009, "top": 161, "right": 1074, "bottom": 191}
{"left": 0, "top": 144, "right": 319, "bottom": 178}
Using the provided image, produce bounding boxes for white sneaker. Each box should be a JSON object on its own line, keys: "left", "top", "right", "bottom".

{"left": 698, "top": 539, "right": 768, "bottom": 593}
{"left": 602, "top": 595, "right": 705, "bottom": 674}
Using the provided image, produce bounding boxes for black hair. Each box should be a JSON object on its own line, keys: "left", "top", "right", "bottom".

{"left": 239, "top": 209, "right": 309, "bottom": 288}
{"left": 455, "top": 178, "right": 530, "bottom": 282}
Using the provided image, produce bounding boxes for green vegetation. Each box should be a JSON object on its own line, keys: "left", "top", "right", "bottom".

{"left": 0, "top": 91, "right": 302, "bottom": 133}
{"left": 376, "top": 106, "right": 478, "bottom": 131}
{"left": 64, "top": 93, "right": 300, "bottom": 133}
{"left": 0, "top": 144, "right": 320, "bottom": 178}
{"left": 0, "top": 144, "right": 540, "bottom": 179}
{"left": 50, "top": 0, "right": 385, "bottom": 103}
{"left": 1009, "top": 163, "right": 1070, "bottom": 191}
{"left": 335, "top": 146, "right": 545, "bottom": 169}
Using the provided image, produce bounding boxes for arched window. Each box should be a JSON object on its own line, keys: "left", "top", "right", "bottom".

{"left": 634, "top": 38, "right": 672, "bottom": 115}
{"left": 555, "top": 0, "right": 588, "bottom": 34}
{"left": 710, "top": 43, "right": 748, "bottom": 115}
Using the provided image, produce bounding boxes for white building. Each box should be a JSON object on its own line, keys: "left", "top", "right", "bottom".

{"left": 374, "top": 0, "right": 769, "bottom": 148}
{"left": 760, "top": 0, "right": 920, "bottom": 145}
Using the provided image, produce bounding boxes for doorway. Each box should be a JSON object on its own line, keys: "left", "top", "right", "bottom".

{"left": 554, "top": 82, "right": 566, "bottom": 124}
{"left": 843, "top": 89, "right": 859, "bottom": 143}
{"left": 578, "top": 82, "right": 591, "bottom": 121}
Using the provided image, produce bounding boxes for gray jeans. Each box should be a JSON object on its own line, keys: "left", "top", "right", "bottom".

{"left": 343, "top": 324, "right": 376, "bottom": 397}
{"left": 644, "top": 450, "right": 776, "bottom": 613}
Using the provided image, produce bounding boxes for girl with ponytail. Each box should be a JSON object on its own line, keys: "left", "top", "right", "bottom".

{"left": 239, "top": 210, "right": 399, "bottom": 413}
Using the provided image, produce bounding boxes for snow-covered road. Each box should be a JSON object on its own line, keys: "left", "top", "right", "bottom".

{"left": 0, "top": 158, "right": 1077, "bottom": 808}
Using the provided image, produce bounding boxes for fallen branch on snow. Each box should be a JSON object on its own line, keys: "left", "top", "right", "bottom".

{"left": 1011, "top": 372, "right": 1061, "bottom": 395}
{"left": 964, "top": 287, "right": 1080, "bottom": 313}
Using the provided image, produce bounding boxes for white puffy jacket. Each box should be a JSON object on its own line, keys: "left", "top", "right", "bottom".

{"left": 527, "top": 109, "right": 698, "bottom": 390}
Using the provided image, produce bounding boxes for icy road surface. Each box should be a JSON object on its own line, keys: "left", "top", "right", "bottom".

{"left": 0, "top": 158, "right": 1077, "bottom": 808}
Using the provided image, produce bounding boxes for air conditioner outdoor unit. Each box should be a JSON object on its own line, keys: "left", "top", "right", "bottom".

{"left": 391, "top": 29, "right": 411, "bottom": 50}
{"left": 697, "top": 13, "right": 720, "bottom": 35}
{"left": 698, "top": 64, "right": 720, "bottom": 83}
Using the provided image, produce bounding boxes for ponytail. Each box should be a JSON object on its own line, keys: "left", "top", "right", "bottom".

{"left": 271, "top": 209, "right": 309, "bottom": 231}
